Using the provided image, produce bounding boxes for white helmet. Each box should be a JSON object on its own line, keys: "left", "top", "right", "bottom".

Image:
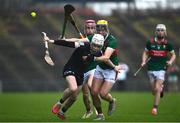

{"left": 155, "top": 24, "right": 167, "bottom": 36}
{"left": 156, "top": 24, "right": 166, "bottom": 31}
{"left": 91, "top": 34, "right": 104, "bottom": 47}
{"left": 90, "top": 34, "right": 104, "bottom": 54}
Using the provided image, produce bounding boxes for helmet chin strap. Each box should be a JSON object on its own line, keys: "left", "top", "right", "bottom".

{"left": 157, "top": 35, "right": 165, "bottom": 40}
{"left": 104, "top": 33, "right": 109, "bottom": 41}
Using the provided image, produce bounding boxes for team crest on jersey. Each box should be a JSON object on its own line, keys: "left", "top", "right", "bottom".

{"left": 163, "top": 45, "right": 166, "bottom": 49}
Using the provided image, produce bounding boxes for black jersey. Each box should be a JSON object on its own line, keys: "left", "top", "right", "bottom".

{"left": 64, "top": 42, "right": 92, "bottom": 74}
{"left": 54, "top": 40, "right": 101, "bottom": 85}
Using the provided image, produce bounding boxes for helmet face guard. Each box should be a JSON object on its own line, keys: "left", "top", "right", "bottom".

{"left": 96, "top": 20, "right": 109, "bottom": 35}
{"left": 96, "top": 25, "right": 108, "bottom": 31}
{"left": 90, "top": 34, "right": 104, "bottom": 54}
{"left": 155, "top": 24, "right": 167, "bottom": 38}
{"left": 85, "top": 20, "right": 96, "bottom": 27}
{"left": 84, "top": 20, "right": 96, "bottom": 35}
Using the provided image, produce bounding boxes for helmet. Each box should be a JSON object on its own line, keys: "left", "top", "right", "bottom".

{"left": 156, "top": 24, "right": 166, "bottom": 31}
{"left": 155, "top": 24, "right": 167, "bottom": 36}
{"left": 96, "top": 20, "right": 109, "bottom": 32}
{"left": 97, "top": 20, "right": 108, "bottom": 25}
{"left": 84, "top": 20, "right": 96, "bottom": 36}
{"left": 85, "top": 20, "right": 96, "bottom": 27}
{"left": 91, "top": 34, "right": 104, "bottom": 47}
{"left": 90, "top": 34, "right": 104, "bottom": 54}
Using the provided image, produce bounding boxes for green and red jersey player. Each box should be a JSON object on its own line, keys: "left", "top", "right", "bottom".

{"left": 141, "top": 24, "right": 176, "bottom": 116}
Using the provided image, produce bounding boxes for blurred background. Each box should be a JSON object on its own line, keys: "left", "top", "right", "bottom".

{"left": 0, "top": 0, "right": 179, "bottom": 92}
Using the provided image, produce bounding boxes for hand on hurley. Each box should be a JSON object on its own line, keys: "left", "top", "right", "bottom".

{"left": 166, "top": 60, "right": 173, "bottom": 66}
{"left": 42, "top": 32, "right": 51, "bottom": 43}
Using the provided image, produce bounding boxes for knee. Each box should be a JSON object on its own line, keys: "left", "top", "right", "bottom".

{"left": 99, "top": 91, "right": 107, "bottom": 98}
{"left": 91, "top": 88, "right": 99, "bottom": 96}
{"left": 154, "top": 87, "right": 161, "bottom": 93}
{"left": 70, "top": 87, "right": 78, "bottom": 93}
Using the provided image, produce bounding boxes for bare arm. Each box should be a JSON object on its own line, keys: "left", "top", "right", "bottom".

{"left": 167, "top": 51, "right": 176, "bottom": 66}
{"left": 141, "top": 50, "right": 149, "bottom": 67}
{"left": 104, "top": 59, "right": 121, "bottom": 72}
{"left": 95, "top": 47, "right": 114, "bottom": 62}
{"left": 94, "top": 47, "right": 121, "bottom": 72}
{"left": 42, "top": 32, "right": 82, "bottom": 48}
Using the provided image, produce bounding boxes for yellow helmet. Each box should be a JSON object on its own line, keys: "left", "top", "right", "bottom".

{"left": 96, "top": 20, "right": 109, "bottom": 32}
{"left": 97, "top": 20, "right": 108, "bottom": 25}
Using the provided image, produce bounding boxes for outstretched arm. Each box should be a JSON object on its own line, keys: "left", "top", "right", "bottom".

{"left": 42, "top": 32, "right": 82, "bottom": 48}
{"left": 65, "top": 38, "right": 89, "bottom": 42}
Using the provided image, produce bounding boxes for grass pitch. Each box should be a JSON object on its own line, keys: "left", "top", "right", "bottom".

{"left": 0, "top": 92, "right": 180, "bottom": 122}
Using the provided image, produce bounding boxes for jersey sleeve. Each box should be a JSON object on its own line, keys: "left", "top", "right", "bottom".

{"left": 107, "top": 36, "right": 117, "bottom": 49}
{"left": 54, "top": 39, "right": 75, "bottom": 48}
{"left": 145, "top": 39, "right": 151, "bottom": 51}
{"left": 167, "top": 43, "right": 174, "bottom": 52}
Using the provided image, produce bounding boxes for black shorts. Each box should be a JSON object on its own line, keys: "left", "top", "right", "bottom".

{"left": 63, "top": 66, "right": 83, "bottom": 86}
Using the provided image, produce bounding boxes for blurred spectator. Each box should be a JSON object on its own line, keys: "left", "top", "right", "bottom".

{"left": 114, "top": 63, "right": 129, "bottom": 91}
{"left": 167, "top": 64, "right": 179, "bottom": 92}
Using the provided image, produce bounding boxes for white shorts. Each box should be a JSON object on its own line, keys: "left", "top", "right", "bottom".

{"left": 148, "top": 70, "right": 166, "bottom": 83}
{"left": 83, "top": 69, "right": 95, "bottom": 83}
{"left": 93, "top": 65, "right": 117, "bottom": 83}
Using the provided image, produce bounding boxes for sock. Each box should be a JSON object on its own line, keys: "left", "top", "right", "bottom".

{"left": 153, "top": 105, "right": 158, "bottom": 109}
{"left": 59, "top": 99, "right": 64, "bottom": 104}
{"left": 96, "top": 106, "right": 103, "bottom": 114}
{"left": 61, "top": 107, "right": 67, "bottom": 113}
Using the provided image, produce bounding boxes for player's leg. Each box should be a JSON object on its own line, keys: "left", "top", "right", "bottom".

{"left": 87, "top": 73, "right": 98, "bottom": 115}
{"left": 57, "top": 75, "right": 79, "bottom": 120}
{"left": 91, "top": 77, "right": 104, "bottom": 120}
{"left": 52, "top": 88, "right": 71, "bottom": 114}
{"left": 59, "top": 85, "right": 82, "bottom": 118}
{"left": 151, "top": 71, "right": 165, "bottom": 115}
{"left": 99, "top": 81, "right": 116, "bottom": 116}
{"left": 82, "top": 70, "right": 95, "bottom": 119}
{"left": 151, "top": 79, "right": 163, "bottom": 115}
{"left": 82, "top": 83, "right": 93, "bottom": 119}
{"left": 85, "top": 73, "right": 95, "bottom": 109}
{"left": 91, "top": 66, "right": 105, "bottom": 120}
{"left": 148, "top": 71, "right": 156, "bottom": 95}
{"left": 99, "top": 68, "right": 116, "bottom": 116}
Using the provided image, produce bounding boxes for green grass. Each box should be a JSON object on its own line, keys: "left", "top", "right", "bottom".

{"left": 0, "top": 92, "right": 180, "bottom": 122}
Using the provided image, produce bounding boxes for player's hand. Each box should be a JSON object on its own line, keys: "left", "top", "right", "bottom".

{"left": 166, "top": 60, "right": 173, "bottom": 66}
{"left": 42, "top": 32, "right": 49, "bottom": 41}
{"left": 114, "top": 65, "right": 121, "bottom": 73}
{"left": 114, "top": 64, "right": 126, "bottom": 73}
{"left": 42, "top": 32, "right": 53, "bottom": 43}
{"left": 141, "top": 61, "right": 146, "bottom": 67}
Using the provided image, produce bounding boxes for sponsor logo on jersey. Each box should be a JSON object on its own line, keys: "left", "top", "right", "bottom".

{"left": 149, "top": 50, "right": 168, "bottom": 57}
